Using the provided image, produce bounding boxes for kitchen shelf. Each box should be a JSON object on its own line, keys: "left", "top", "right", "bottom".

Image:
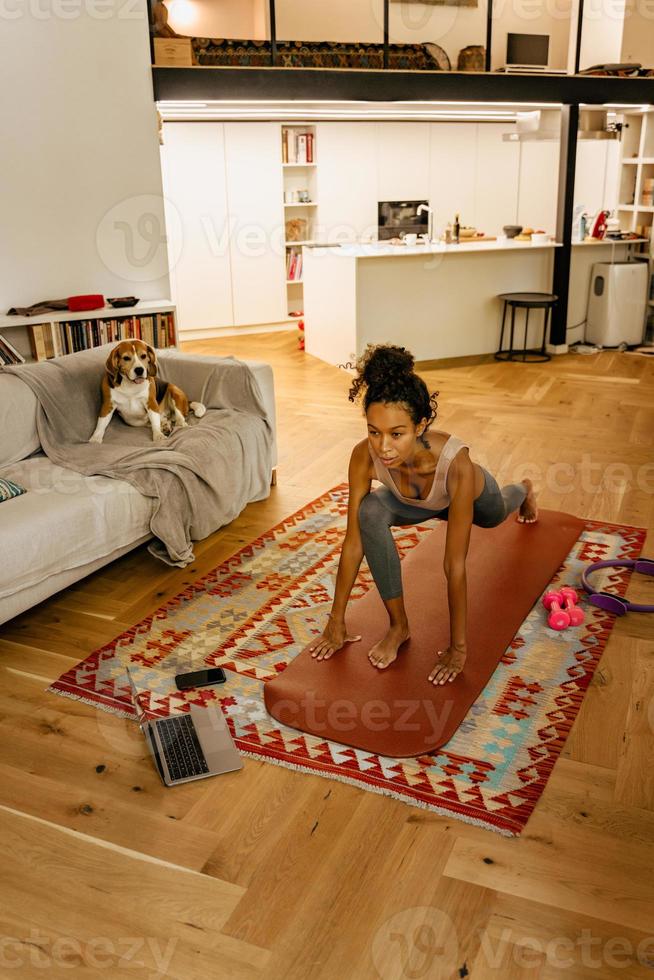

{"left": 283, "top": 162, "right": 317, "bottom": 168}
{"left": 618, "top": 205, "right": 654, "bottom": 212}
{"left": 286, "top": 279, "right": 303, "bottom": 285}
{"left": 284, "top": 202, "right": 317, "bottom": 208}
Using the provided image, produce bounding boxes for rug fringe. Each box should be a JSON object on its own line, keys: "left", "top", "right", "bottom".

{"left": 237, "top": 747, "right": 518, "bottom": 837}
{"left": 46, "top": 685, "right": 133, "bottom": 720}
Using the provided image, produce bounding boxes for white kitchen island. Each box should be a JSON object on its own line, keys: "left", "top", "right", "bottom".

{"left": 302, "top": 239, "right": 561, "bottom": 366}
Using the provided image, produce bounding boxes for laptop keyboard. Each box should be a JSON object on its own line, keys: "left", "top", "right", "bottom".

{"left": 156, "top": 713, "right": 209, "bottom": 781}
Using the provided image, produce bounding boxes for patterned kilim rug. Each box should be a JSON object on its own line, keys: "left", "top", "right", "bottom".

{"left": 49, "top": 486, "right": 645, "bottom": 836}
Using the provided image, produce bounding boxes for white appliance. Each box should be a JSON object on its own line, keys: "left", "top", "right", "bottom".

{"left": 586, "top": 262, "right": 647, "bottom": 346}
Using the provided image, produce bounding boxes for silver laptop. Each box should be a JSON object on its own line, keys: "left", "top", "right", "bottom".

{"left": 125, "top": 666, "right": 243, "bottom": 786}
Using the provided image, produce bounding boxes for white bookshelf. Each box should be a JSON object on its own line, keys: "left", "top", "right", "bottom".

{"left": 0, "top": 300, "right": 177, "bottom": 364}
{"left": 281, "top": 125, "right": 317, "bottom": 317}
{"left": 618, "top": 110, "right": 654, "bottom": 341}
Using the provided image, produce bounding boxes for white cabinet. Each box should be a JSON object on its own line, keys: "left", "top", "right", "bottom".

{"left": 517, "top": 141, "right": 560, "bottom": 235}
{"left": 224, "top": 123, "right": 288, "bottom": 326}
{"left": 161, "top": 121, "right": 288, "bottom": 334}
{"left": 315, "top": 122, "right": 378, "bottom": 243}
{"left": 160, "top": 123, "right": 233, "bottom": 334}
{"left": 474, "top": 124, "right": 520, "bottom": 235}
{"left": 428, "top": 123, "right": 476, "bottom": 234}
{"left": 377, "top": 123, "right": 431, "bottom": 202}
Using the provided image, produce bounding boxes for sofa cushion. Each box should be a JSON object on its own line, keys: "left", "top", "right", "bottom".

{"left": 0, "top": 374, "right": 40, "bottom": 467}
{"left": 0, "top": 477, "right": 26, "bottom": 502}
{"left": 0, "top": 455, "right": 154, "bottom": 600}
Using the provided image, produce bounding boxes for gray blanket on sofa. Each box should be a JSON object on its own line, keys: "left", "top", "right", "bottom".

{"left": 1, "top": 345, "right": 273, "bottom": 567}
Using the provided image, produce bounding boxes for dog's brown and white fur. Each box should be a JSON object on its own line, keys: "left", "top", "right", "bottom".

{"left": 89, "top": 341, "right": 206, "bottom": 444}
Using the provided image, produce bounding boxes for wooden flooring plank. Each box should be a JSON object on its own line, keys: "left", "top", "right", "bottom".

{"left": 0, "top": 806, "right": 270, "bottom": 980}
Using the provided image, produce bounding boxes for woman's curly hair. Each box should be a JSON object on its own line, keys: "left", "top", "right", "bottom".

{"left": 348, "top": 344, "right": 438, "bottom": 428}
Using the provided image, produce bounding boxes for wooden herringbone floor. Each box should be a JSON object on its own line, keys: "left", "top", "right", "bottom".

{"left": 1, "top": 333, "right": 653, "bottom": 978}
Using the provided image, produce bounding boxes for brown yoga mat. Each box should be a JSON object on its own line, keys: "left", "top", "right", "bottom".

{"left": 264, "top": 510, "right": 584, "bottom": 757}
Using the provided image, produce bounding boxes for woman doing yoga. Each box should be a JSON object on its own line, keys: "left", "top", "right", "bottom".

{"left": 309, "top": 344, "right": 539, "bottom": 685}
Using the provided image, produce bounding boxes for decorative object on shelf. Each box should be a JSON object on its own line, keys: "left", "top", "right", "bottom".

{"left": 285, "top": 217, "right": 308, "bottom": 243}
{"left": 107, "top": 296, "right": 140, "bottom": 308}
{"left": 424, "top": 42, "right": 451, "bottom": 71}
{"left": 457, "top": 45, "right": 485, "bottom": 71}
{"left": 68, "top": 294, "right": 105, "bottom": 312}
{"left": 190, "top": 37, "right": 448, "bottom": 70}
{"left": 6, "top": 298, "right": 68, "bottom": 317}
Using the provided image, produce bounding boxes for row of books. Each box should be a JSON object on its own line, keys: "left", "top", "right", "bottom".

{"left": 286, "top": 248, "right": 303, "bottom": 282}
{"left": 282, "top": 129, "right": 315, "bottom": 164}
{"left": 0, "top": 332, "right": 25, "bottom": 365}
{"left": 27, "top": 313, "right": 177, "bottom": 362}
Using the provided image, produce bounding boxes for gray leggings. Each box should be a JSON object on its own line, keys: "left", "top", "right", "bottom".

{"left": 358, "top": 467, "right": 527, "bottom": 601}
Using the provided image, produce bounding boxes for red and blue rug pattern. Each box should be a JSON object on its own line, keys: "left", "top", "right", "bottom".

{"left": 48, "top": 486, "right": 646, "bottom": 836}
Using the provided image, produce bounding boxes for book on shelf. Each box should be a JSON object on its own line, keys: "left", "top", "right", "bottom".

{"left": 282, "top": 129, "right": 314, "bottom": 165}
{"left": 25, "top": 312, "right": 176, "bottom": 362}
{"left": 285, "top": 248, "right": 303, "bottom": 282}
{"left": 0, "top": 332, "right": 26, "bottom": 364}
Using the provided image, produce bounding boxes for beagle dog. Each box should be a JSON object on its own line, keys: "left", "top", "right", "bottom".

{"left": 89, "top": 341, "right": 206, "bottom": 444}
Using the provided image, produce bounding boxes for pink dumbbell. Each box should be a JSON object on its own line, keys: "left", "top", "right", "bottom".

{"left": 558, "top": 586, "right": 585, "bottom": 627}
{"left": 542, "top": 590, "right": 570, "bottom": 631}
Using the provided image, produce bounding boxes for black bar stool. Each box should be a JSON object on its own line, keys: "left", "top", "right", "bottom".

{"left": 495, "top": 292, "right": 557, "bottom": 363}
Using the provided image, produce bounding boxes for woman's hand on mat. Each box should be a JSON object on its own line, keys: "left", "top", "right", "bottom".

{"left": 428, "top": 646, "right": 467, "bottom": 685}
{"left": 310, "top": 618, "right": 361, "bottom": 660}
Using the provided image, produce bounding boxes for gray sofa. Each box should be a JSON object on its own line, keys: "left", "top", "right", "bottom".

{"left": 0, "top": 349, "right": 277, "bottom": 626}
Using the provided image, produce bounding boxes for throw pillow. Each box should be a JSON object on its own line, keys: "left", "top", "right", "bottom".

{"left": 0, "top": 477, "right": 26, "bottom": 502}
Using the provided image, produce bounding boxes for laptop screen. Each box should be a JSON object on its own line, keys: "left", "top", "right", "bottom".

{"left": 125, "top": 666, "right": 147, "bottom": 725}
{"left": 506, "top": 33, "right": 549, "bottom": 67}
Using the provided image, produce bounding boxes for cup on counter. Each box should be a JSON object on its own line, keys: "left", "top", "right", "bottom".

{"left": 404, "top": 233, "right": 418, "bottom": 246}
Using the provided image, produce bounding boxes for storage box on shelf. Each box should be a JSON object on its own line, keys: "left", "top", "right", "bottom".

{"left": 153, "top": 38, "right": 193, "bottom": 67}
{"left": 282, "top": 124, "right": 317, "bottom": 317}
{"left": 0, "top": 301, "right": 177, "bottom": 365}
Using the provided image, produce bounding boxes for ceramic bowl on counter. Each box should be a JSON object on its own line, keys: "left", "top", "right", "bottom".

{"left": 503, "top": 225, "right": 523, "bottom": 238}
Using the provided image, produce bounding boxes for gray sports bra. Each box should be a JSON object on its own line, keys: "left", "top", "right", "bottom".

{"left": 369, "top": 433, "right": 469, "bottom": 511}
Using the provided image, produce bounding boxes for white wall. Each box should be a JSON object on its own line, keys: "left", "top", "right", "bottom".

{"left": 578, "top": 0, "right": 626, "bottom": 68}
{"left": 167, "top": 0, "right": 266, "bottom": 39}
{"left": 620, "top": 0, "right": 654, "bottom": 63}
{"left": 0, "top": 0, "right": 169, "bottom": 313}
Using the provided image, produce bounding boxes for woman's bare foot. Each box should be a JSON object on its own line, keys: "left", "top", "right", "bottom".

{"left": 368, "top": 623, "right": 410, "bottom": 669}
{"left": 517, "top": 478, "right": 539, "bottom": 524}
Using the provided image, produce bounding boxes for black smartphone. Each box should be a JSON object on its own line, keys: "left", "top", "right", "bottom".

{"left": 174, "top": 667, "right": 227, "bottom": 691}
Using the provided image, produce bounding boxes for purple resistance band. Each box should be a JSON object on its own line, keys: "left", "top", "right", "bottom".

{"left": 581, "top": 558, "right": 654, "bottom": 615}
